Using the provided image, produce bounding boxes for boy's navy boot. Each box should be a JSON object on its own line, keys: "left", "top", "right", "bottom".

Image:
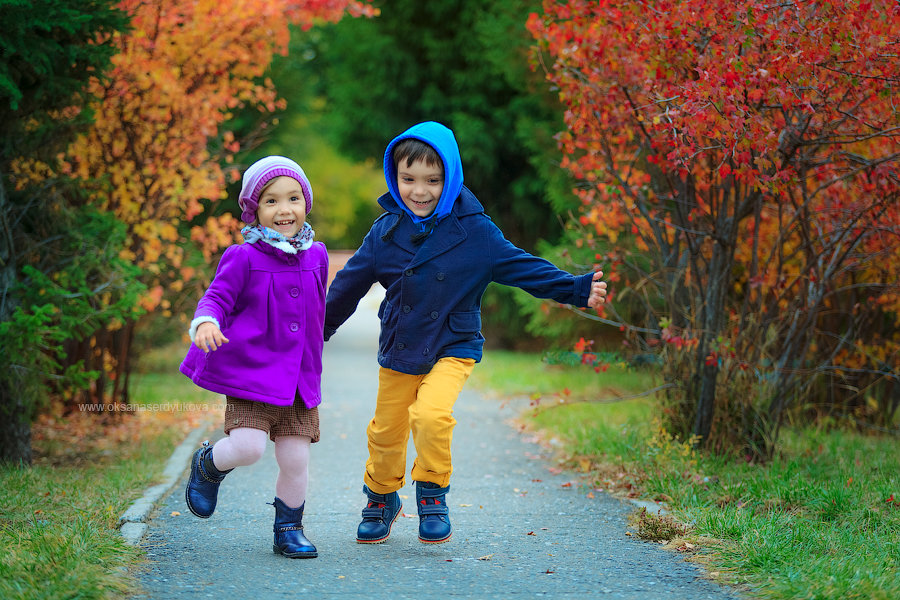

{"left": 271, "top": 497, "right": 318, "bottom": 558}
{"left": 356, "top": 485, "right": 402, "bottom": 543}
{"left": 415, "top": 481, "right": 452, "bottom": 543}
{"left": 185, "top": 440, "right": 232, "bottom": 518}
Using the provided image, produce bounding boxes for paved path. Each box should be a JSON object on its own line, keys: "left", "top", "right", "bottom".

{"left": 134, "top": 287, "right": 742, "bottom": 600}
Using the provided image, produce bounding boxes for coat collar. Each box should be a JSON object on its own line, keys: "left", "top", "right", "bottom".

{"left": 376, "top": 186, "right": 484, "bottom": 268}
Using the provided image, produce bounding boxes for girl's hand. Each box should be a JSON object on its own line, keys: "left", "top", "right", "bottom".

{"left": 195, "top": 321, "right": 229, "bottom": 352}
{"left": 587, "top": 270, "right": 608, "bottom": 309}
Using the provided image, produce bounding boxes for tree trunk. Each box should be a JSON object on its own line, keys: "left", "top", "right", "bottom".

{"left": 0, "top": 176, "right": 32, "bottom": 465}
{"left": 692, "top": 211, "right": 738, "bottom": 446}
{"left": 0, "top": 389, "right": 32, "bottom": 465}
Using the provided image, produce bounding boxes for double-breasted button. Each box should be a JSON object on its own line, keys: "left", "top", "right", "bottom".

{"left": 430, "top": 311, "right": 439, "bottom": 320}
{"left": 290, "top": 287, "right": 300, "bottom": 298}
{"left": 287, "top": 258, "right": 297, "bottom": 266}
{"left": 289, "top": 322, "right": 299, "bottom": 332}
{"left": 436, "top": 272, "right": 445, "bottom": 281}
{"left": 397, "top": 342, "right": 406, "bottom": 350}
{"left": 404, "top": 269, "right": 414, "bottom": 277}
{"left": 402, "top": 305, "right": 411, "bottom": 313}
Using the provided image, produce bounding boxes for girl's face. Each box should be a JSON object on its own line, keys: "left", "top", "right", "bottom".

{"left": 256, "top": 176, "right": 307, "bottom": 238}
{"left": 397, "top": 158, "right": 444, "bottom": 218}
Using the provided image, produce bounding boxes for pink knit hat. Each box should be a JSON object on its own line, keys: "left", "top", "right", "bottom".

{"left": 238, "top": 156, "right": 313, "bottom": 223}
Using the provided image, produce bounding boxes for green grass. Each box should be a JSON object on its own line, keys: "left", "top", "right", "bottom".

{"left": 0, "top": 343, "right": 217, "bottom": 600}
{"left": 471, "top": 349, "right": 900, "bottom": 600}
{"left": 473, "top": 349, "right": 654, "bottom": 403}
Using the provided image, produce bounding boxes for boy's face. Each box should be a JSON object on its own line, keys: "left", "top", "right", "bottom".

{"left": 256, "top": 176, "right": 307, "bottom": 238}
{"left": 397, "top": 158, "right": 444, "bottom": 218}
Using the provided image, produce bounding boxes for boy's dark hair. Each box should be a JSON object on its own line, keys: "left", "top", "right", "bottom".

{"left": 393, "top": 139, "right": 443, "bottom": 172}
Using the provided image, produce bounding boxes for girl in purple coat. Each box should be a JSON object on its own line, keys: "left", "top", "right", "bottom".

{"left": 180, "top": 155, "right": 327, "bottom": 559}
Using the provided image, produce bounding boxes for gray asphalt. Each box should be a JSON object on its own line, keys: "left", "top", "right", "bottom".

{"left": 133, "top": 287, "right": 743, "bottom": 599}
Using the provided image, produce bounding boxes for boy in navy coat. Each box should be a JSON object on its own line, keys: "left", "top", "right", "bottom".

{"left": 324, "top": 121, "right": 607, "bottom": 544}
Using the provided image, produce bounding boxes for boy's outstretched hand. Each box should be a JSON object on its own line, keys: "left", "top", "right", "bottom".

{"left": 587, "top": 270, "right": 608, "bottom": 309}
{"left": 194, "top": 321, "right": 229, "bottom": 353}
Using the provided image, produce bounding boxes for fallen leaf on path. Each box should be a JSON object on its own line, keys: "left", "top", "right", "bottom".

{"left": 526, "top": 531, "right": 536, "bottom": 536}
{"left": 478, "top": 554, "right": 494, "bottom": 561}
{"left": 459, "top": 503, "right": 472, "bottom": 507}
{"left": 401, "top": 513, "right": 417, "bottom": 518}
{"left": 170, "top": 511, "right": 181, "bottom": 517}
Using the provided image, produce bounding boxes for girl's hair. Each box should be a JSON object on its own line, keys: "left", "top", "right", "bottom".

{"left": 393, "top": 139, "right": 443, "bottom": 172}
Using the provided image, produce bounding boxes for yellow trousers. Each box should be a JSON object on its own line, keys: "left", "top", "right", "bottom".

{"left": 364, "top": 357, "right": 476, "bottom": 494}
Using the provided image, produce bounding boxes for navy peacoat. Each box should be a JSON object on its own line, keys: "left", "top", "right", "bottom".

{"left": 324, "top": 188, "right": 595, "bottom": 375}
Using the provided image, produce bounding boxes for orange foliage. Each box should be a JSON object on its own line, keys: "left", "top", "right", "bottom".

{"left": 16, "top": 0, "right": 374, "bottom": 313}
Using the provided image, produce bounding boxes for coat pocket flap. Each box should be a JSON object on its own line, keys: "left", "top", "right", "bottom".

{"left": 448, "top": 311, "right": 481, "bottom": 333}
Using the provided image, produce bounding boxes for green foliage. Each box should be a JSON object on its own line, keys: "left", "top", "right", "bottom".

{"left": 0, "top": 305, "right": 62, "bottom": 423}
{"left": 248, "top": 103, "right": 384, "bottom": 248}
{"left": 0, "top": 0, "right": 129, "bottom": 159}
{"left": 305, "top": 0, "right": 575, "bottom": 247}
{"left": 1, "top": 202, "right": 145, "bottom": 418}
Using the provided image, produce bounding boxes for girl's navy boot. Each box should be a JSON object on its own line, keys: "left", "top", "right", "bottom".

{"left": 185, "top": 440, "right": 232, "bottom": 518}
{"left": 415, "top": 481, "right": 452, "bottom": 543}
{"left": 356, "top": 485, "right": 402, "bottom": 543}
{"left": 272, "top": 497, "right": 318, "bottom": 558}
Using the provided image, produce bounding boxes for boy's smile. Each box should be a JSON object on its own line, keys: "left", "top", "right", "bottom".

{"left": 397, "top": 159, "right": 444, "bottom": 218}
{"left": 256, "top": 176, "right": 307, "bottom": 238}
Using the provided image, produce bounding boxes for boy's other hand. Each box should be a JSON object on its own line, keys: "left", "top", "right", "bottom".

{"left": 195, "top": 321, "right": 229, "bottom": 353}
{"left": 588, "top": 270, "right": 608, "bottom": 309}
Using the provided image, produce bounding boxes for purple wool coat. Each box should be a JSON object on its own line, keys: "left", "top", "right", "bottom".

{"left": 180, "top": 240, "right": 328, "bottom": 407}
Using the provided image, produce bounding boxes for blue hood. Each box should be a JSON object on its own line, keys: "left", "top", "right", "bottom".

{"left": 383, "top": 121, "right": 464, "bottom": 226}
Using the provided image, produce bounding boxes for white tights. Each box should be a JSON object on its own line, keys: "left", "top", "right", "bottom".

{"left": 210, "top": 427, "right": 311, "bottom": 509}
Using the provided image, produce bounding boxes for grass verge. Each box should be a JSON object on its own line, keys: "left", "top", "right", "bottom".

{"left": 470, "top": 350, "right": 900, "bottom": 600}
{"left": 0, "top": 344, "right": 219, "bottom": 600}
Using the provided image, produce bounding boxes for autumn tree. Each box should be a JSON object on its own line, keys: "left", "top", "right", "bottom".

{"left": 529, "top": 0, "right": 900, "bottom": 458}
{"left": 13, "top": 0, "right": 374, "bottom": 412}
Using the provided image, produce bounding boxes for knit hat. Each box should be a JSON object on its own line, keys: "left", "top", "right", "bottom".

{"left": 238, "top": 156, "right": 313, "bottom": 223}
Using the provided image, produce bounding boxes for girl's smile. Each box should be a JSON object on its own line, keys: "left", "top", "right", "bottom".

{"left": 256, "top": 176, "right": 307, "bottom": 238}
